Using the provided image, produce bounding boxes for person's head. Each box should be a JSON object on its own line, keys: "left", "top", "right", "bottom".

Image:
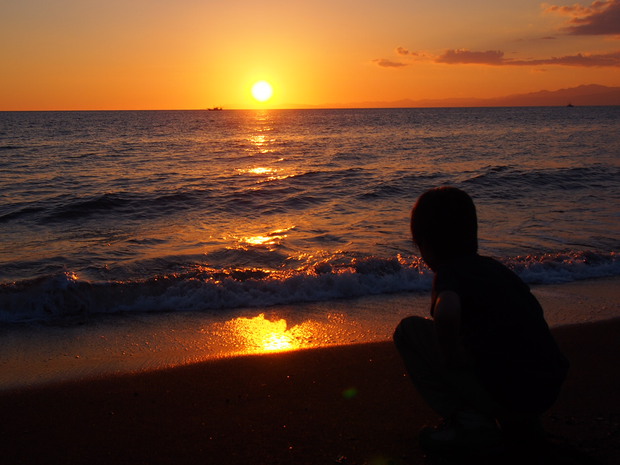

{"left": 411, "top": 186, "right": 478, "bottom": 270}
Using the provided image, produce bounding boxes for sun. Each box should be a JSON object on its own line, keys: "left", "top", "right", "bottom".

{"left": 251, "top": 80, "right": 274, "bottom": 103}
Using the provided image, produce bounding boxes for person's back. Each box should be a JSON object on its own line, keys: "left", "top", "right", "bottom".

{"left": 393, "top": 186, "right": 569, "bottom": 458}
{"left": 433, "top": 253, "right": 568, "bottom": 414}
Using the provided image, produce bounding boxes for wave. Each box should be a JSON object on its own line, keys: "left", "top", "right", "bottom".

{"left": 3, "top": 191, "right": 208, "bottom": 224}
{"left": 506, "top": 251, "right": 619, "bottom": 283}
{"left": 0, "top": 206, "right": 45, "bottom": 223}
{"left": 352, "top": 163, "right": 619, "bottom": 203}
{"left": 0, "top": 250, "right": 617, "bottom": 324}
{"left": 462, "top": 164, "right": 619, "bottom": 197}
{"left": 2, "top": 166, "right": 375, "bottom": 226}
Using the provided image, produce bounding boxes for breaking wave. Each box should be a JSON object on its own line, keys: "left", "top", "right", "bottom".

{"left": 1, "top": 250, "right": 617, "bottom": 324}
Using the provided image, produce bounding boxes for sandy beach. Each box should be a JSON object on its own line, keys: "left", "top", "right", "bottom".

{"left": 1, "top": 278, "right": 619, "bottom": 465}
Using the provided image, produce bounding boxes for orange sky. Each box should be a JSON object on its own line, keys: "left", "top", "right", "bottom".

{"left": 1, "top": 0, "right": 619, "bottom": 110}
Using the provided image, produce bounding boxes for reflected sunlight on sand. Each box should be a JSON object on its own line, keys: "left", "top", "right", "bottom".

{"left": 210, "top": 313, "right": 357, "bottom": 355}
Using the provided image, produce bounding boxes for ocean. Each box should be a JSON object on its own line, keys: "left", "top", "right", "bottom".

{"left": 1, "top": 107, "right": 619, "bottom": 387}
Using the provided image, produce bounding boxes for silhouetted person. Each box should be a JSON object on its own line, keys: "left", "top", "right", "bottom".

{"left": 394, "top": 187, "right": 569, "bottom": 457}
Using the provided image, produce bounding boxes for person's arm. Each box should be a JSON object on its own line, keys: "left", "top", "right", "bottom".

{"left": 433, "top": 290, "right": 466, "bottom": 368}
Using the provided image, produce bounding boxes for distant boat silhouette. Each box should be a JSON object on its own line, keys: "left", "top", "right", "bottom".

{"left": 208, "top": 107, "right": 223, "bottom": 111}
{"left": 567, "top": 102, "right": 574, "bottom": 107}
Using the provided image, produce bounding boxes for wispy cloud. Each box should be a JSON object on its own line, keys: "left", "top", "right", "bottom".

{"left": 436, "top": 49, "right": 505, "bottom": 64}
{"left": 544, "top": 0, "right": 620, "bottom": 35}
{"left": 376, "top": 48, "right": 620, "bottom": 68}
{"left": 396, "top": 47, "right": 417, "bottom": 56}
{"left": 435, "top": 49, "right": 620, "bottom": 67}
{"left": 372, "top": 47, "right": 422, "bottom": 68}
{"left": 510, "top": 50, "right": 620, "bottom": 66}
{"left": 372, "top": 58, "right": 408, "bottom": 68}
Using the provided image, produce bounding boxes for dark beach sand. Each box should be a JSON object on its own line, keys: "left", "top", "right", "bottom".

{"left": 2, "top": 309, "right": 619, "bottom": 464}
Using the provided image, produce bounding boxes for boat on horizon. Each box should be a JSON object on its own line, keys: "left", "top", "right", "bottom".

{"left": 208, "top": 107, "right": 223, "bottom": 111}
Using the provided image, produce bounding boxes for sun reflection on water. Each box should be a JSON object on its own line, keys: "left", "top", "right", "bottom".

{"left": 246, "top": 167, "right": 272, "bottom": 175}
{"left": 228, "top": 227, "right": 294, "bottom": 250}
{"left": 236, "top": 166, "right": 292, "bottom": 182}
{"left": 249, "top": 134, "right": 274, "bottom": 150}
{"left": 242, "top": 234, "right": 279, "bottom": 247}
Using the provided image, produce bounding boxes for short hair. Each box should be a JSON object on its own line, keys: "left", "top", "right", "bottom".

{"left": 411, "top": 186, "right": 478, "bottom": 260}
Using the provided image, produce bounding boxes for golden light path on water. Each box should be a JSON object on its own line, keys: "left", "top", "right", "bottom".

{"left": 205, "top": 108, "right": 372, "bottom": 356}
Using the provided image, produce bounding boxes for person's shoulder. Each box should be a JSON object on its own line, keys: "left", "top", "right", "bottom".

{"left": 475, "top": 254, "right": 502, "bottom": 266}
{"left": 477, "top": 255, "right": 531, "bottom": 291}
{"left": 439, "top": 254, "right": 523, "bottom": 287}
{"left": 476, "top": 254, "right": 515, "bottom": 274}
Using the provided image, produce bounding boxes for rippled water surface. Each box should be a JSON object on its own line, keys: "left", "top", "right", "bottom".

{"left": 1, "top": 107, "right": 619, "bottom": 322}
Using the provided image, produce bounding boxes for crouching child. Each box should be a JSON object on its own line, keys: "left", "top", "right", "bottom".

{"left": 394, "top": 187, "right": 569, "bottom": 457}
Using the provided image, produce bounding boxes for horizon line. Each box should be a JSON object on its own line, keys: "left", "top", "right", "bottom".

{"left": 2, "top": 103, "right": 619, "bottom": 112}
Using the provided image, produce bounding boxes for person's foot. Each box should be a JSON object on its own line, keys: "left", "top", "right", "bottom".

{"left": 419, "top": 411, "right": 504, "bottom": 456}
{"left": 499, "top": 415, "right": 545, "bottom": 437}
{"left": 499, "top": 415, "right": 548, "bottom": 453}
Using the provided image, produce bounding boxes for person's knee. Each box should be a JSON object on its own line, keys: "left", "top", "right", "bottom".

{"left": 393, "top": 316, "right": 416, "bottom": 345}
{"left": 393, "top": 316, "right": 432, "bottom": 348}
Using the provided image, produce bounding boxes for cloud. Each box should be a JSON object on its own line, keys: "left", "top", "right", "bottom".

{"left": 375, "top": 41, "right": 620, "bottom": 70}
{"left": 510, "top": 50, "right": 620, "bottom": 66}
{"left": 434, "top": 48, "right": 620, "bottom": 67}
{"left": 436, "top": 49, "right": 505, "bottom": 64}
{"left": 373, "top": 58, "right": 408, "bottom": 68}
{"left": 396, "top": 47, "right": 418, "bottom": 56}
{"left": 544, "top": 1, "right": 600, "bottom": 16}
{"left": 544, "top": 0, "right": 620, "bottom": 35}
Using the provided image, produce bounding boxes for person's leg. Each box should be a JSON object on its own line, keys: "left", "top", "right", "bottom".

{"left": 394, "top": 316, "right": 504, "bottom": 454}
{"left": 394, "top": 316, "right": 478, "bottom": 418}
{"left": 394, "top": 315, "right": 503, "bottom": 417}
{"left": 393, "top": 316, "right": 461, "bottom": 418}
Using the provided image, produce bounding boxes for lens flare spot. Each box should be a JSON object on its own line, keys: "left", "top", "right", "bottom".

{"left": 342, "top": 387, "right": 358, "bottom": 399}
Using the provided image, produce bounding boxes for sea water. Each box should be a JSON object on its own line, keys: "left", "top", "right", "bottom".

{"left": 1, "top": 107, "right": 619, "bottom": 386}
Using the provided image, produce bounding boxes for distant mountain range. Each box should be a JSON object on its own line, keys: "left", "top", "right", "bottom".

{"left": 313, "top": 84, "right": 620, "bottom": 109}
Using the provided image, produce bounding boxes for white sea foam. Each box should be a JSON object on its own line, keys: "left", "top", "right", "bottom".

{"left": 1, "top": 251, "right": 617, "bottom": 324}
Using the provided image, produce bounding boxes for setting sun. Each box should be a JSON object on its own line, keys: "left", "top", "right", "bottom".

{"left": 251, "top": 81, "right": 274, "bottom": 103}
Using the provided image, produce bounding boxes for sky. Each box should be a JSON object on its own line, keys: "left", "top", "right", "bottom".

{"left": 1, "top": 0, "right": 619, "bottom": 110}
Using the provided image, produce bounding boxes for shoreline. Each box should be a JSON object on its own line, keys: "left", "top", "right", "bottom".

{"left": 0, "top": 276, "right": 619, "bottom": 392}
{"left": 2, "top": 317, "right": 619, "bottom": 464}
